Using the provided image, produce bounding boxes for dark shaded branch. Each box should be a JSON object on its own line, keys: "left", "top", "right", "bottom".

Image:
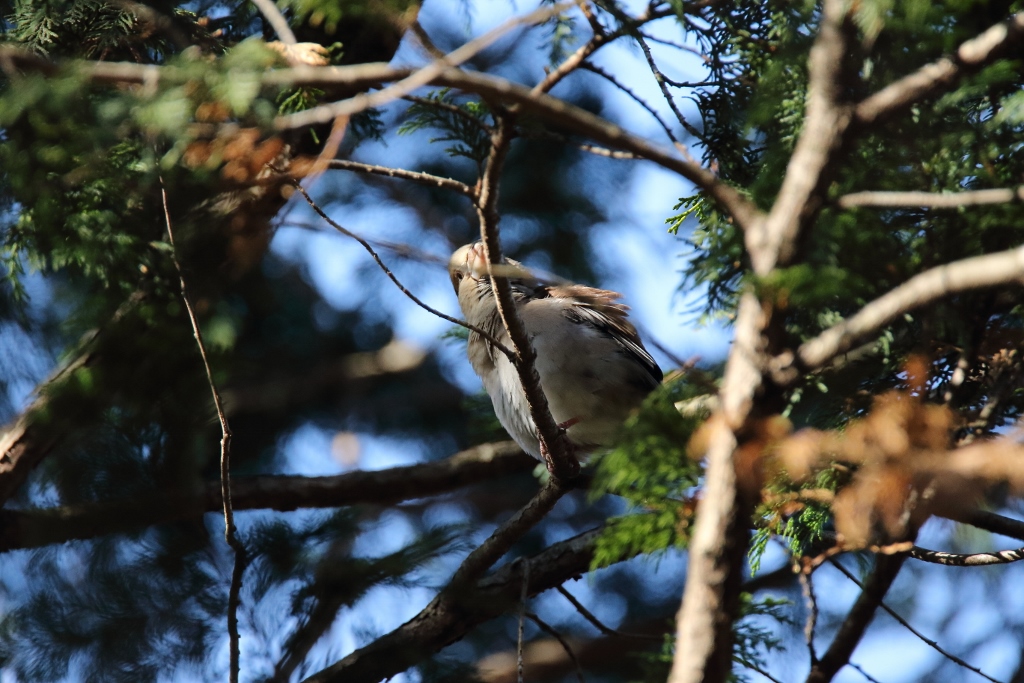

{"left": 525, "top": 611, "right": 586, "bottom": 683}
{"left": 0, "top": 442, "right": 533, "bottom": 552}
{"left": 300, "top": 526, "right": 606, "bottom": 683}
{"left": 805, "top": 554, "right": 906, "bottom": 683}
{"left": 945, "top": 509, "right": 1024, "bottom": 543}
{"left": 838, "top": 187, "right": 1024, "bottom": 209}
{"left": 162, "top": 184, "right": 246, "bottom": 683}
{"left": 475, "top": 115, "right": 577, "bottom": 480}
{"left": 828, "top": 560, "right": 1002, "bottom": 683}
{"left": 855, "top": 13, "right": 1024, "bottom": 128}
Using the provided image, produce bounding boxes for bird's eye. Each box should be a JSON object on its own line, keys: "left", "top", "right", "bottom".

{"left": 455, "top": 272, "right": 464, "bottom": 281}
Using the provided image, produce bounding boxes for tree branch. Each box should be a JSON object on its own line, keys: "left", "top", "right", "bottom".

{"left": 161, "top": 183, "right": 246, "bottom": 683}
{"left": 791, "top": 245, "right": 1024, "bottom": 375}
{"left": 291, "top": 182, "right": 515, "bottom": 359}
{"left": 250, "top": 0, "right": 296, "bottom": 44}
{"left": 299, "top": 525, "right": 603, "bottom": 683}
{"left": 909, "top": 544, "right": 1024, "bottom": 567}
{"left": 805, "top": 554, "right": 906, "bottom": 683}
{"left": 0, "top": 442, "right": 533, "bottom": 552}
{"left": 474, "top": 115, "right": 578, "bottom": 480}
{"left": 827, "top": 559, "right": 1002, "bottom": 683}
{"left": 855, "top": 12, "right": 1024, "bottom": 128}
{"left": 326, "top": 159, "right": 475, "bottom": 197}
{"left": 838, "top": 187, "right": 1024, "bottom": 209}
{"left": 748, "top": 0, "right": 852, "bottom": 275}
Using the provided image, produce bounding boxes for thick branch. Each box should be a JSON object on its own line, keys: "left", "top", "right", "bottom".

{"left": 0, "top": 442, "right": 533, "bottom": 552}
{"left": 749, "top": 0, "right": 852, "bottom": 274}
{"left": 250, "top": 0, "right": 296, "bottom": 44}
{"left": 838, "top": 187, "right": 1024, "bottom": 209}
{"left": 855, "top": 12, "right": 1024, "bottom": 128}
{"left": 793, "top": 245, "right": 1024, "bottom": 373}
{"left": 300, "top": 527, "right": 606, "bottom": 683}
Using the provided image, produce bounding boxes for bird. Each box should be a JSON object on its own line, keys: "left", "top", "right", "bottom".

{"left": 448, "top": 242, "right": 662, "bottom": 462}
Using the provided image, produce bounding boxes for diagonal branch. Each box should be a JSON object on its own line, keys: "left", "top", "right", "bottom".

{"left": 277, "top": 1, "right": 580, "bottom": 126}
{"left": 0, "top": 441, "right": 533, "bottom": 552}
{"left": 474, "top": 114, "right": 578, "bottom": 480}
{"left": 790, "top": 245, "right": 1024, "bottom": 375}
{"left": 805, "top": 554, "right": 906, "bottom": 683}
{"left": 299, "top": 493, "right": 587, "bottom": 683}
{"left": 855, "top": 12, "right": 1024, "bottom": 128}
{"left": 161, "top": 184, "right": 247, "bottom": 683}
{"left": 250, "top": 0, "right": 296, "bottom": 44}
{"left": 748, "top": 0, "right": 853, "bottom": 274}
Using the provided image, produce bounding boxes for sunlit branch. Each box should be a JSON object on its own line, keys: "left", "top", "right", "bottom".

{"left": 790, "top": 245, "right": 1024, "bottom": 375}
{"left": 278, "top": 1, "right": 581, "bottom": 127}
{"left": 326, "top": 159, "right": 476, "bottom": 197}
{"left": 909, "top": 544, "right": 1024, "bottom": 566}
{"left": 855, "top": 12, "right": 1024, "bottom": 128}
{"left": 838, "top": 187, "right": 1024, "bottom": 209}
{"left": 250, "top": 0, "right": 296, "bottom": 44}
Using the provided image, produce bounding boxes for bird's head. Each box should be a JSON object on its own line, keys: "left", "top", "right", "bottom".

{"left": 448, "top": 243, "right": 533, "bottom": 298}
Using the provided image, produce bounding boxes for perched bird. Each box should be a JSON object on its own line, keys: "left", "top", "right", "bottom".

{"left": 448, "top": 242, "right": 662, "bottom": 461}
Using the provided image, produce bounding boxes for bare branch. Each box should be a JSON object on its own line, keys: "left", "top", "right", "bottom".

{"left": 0, "top": 442, "right": 533, "bottom": 553}
{"left": 792, "top": 245, "right": 1024, "bottom": 374}
{"left": 161, "top": 183, "right": 246, "bottom": 683}
{"left": 555, "top": 586, "right": 662, "bottom": 641}
{"left": 855, "top": 12, "right": 1024, "bottom": 128}
{"left": 838, "top": 187, "right": 1024, "bottom": 209}
{"left": 326, "top": 159, "right": 475, "bottom": 197}
{"left": 525, "top": 611, "right": 586, "bottom": 683}
{"left": 299, "top": 526, "right": 605, "bottom": 683}
{"left": 279, "top": 2, "right": 581, "bottom": 127}
{"left": 799, "top": 570, "right": 819, "bottom": 665}
{"left": 250, "top": 0, "right": 296, "bottom": 44}
{"left": 291, "top": 182, "right": 516, "bottom": 359}
{"left": 828, "top": 560, "right": 1003, "bottom": 683}
{"left": 806, "top": 554, "right": 906, "bottom": 683}
{"left": 475, "top": 115, "right": 578, "bottom": 480}
{"left": 909, "top": 544, "right": 1024, "bottom": 567}
{"left": 633, "top": 32, "right": 704, "bottom": 142}
{"left": 749, "top": 0, "right": 852, "bottom": 274}
{"left": 945, "top": 509, "right": 1024, "bottom": 543}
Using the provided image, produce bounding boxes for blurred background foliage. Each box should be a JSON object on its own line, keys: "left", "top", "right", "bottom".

{"left": 1, "top": 0, "right": 1024, "bottom": 682}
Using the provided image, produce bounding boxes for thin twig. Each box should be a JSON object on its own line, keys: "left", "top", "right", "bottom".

{"left": 279, "top": 1, "right": 581, "bottom": 127}
{"left": 475, "top": 114, "right": 579, "bottom": 480}
{"left": 518, "top": 562, "right": 530, "bottom": 683}
{"left": 525, "top": 611, "right": 586, "bottom": 683}
{"left": 848, "top": 662, "right": 885, "bottom": 683}
{"left": 829, "top": 560, "right": 1003, "bottom": 683}
{"left": 249, "top": 0, "right": 296, "bottom": 44}
{"left": 633, "top": 33, "right": 704, "bottom": 142}
{"left": 555, "top": 585, "right": 662, "bottom": 641}
{"left": 799, "top": 569, "right": 819, "bottom": 664}
{"left": 160, "top": 183, "right": 246, "bottom": 683}
{"left": 838, "top": 187, "right": 1024, "bottom": 209}
{"left": 744, "top": 662, "right": 785, "bottom": 683}
{"left": 326, "top": 159, "right": 475, "bottom": 197}
{"left": 580, "top": 61, "right": 692, "bottom": 152}
{"left": 291, "top": 182, "right": 515, "bottom": 360}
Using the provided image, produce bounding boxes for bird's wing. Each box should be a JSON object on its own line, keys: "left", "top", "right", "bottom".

{"left": 546, "top": 285, "right": 663, "bottom": 387}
